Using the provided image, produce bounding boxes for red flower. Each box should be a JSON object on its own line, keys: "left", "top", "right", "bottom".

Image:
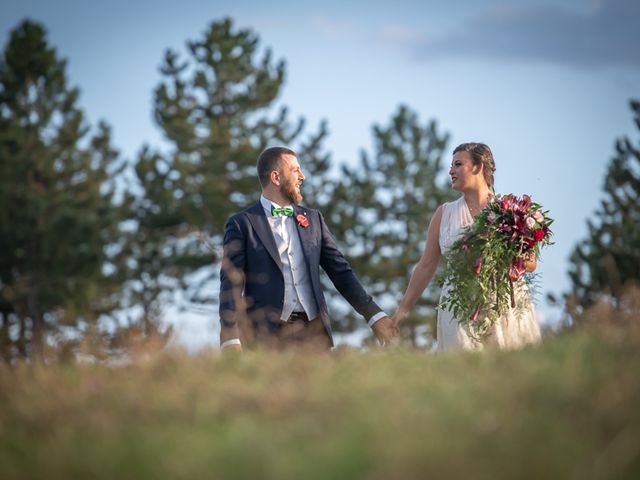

{"left": 473, "top": 257, "right": 483, "bottom": 275}
{"left": 533, "top": 228, "right": 545, "bottom": 242}
{"left": 296, "top": 213, "right": 310, "bottom": 228}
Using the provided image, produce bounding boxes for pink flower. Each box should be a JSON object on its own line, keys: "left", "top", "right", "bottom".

{"left": 470, "top": 305, "right": 481, "bottom": 322}
{"left": 525, "top": 216, "right": 536, "bottom": 229}
{"left": 533, "top": 210, "right": 544, "bottom": 223}
{"left": 509, "top": 257, "right": 525, "bottom": 281}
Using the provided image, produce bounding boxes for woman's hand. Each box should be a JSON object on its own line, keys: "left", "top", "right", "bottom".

{"left": 524, "top": 251, "right": 537, "bottom": 272}
{"left": 390, "top": 309, "right": 409, "bottom": 329}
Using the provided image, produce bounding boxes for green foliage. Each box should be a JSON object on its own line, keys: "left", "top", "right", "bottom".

{"left": 1, "top": 318, "right": 640, "bottom": 479}
{"left": 328, "top": 105, "right": 454, "bottom": 344}
{"left": 125, "top": 17, "right": 332, "bottom": 325}
{"left": 568, "top": 100, "right": 640, "bottom": 312}
{"left": 0, "top": 21, "right": 126, "bottom": 360}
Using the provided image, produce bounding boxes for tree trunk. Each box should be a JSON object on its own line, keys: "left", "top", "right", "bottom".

{"left": 0, "top": 313, "right": 12, "bottom": 363}
{"left": 18, "top": 315, "right": 27, "bottom": 358}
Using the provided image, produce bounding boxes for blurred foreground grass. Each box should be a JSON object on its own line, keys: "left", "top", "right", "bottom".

{"left": 1, "top": 322, "right": 639, "bottom": 480}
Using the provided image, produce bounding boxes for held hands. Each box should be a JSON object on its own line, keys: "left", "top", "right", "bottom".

{"left": 371, "top": 316, "right": 400, "bottom": 346}
{"left": 390, "top": 309, "right": 408, "bottom": 330}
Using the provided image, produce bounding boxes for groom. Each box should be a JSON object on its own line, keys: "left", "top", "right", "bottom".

{"left": 219, "top": 146, "right": 397, "bottom": 351}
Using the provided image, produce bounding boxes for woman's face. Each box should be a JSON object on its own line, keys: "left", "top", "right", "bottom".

{"left": 449, "top": 151, "right": 482, "bottom": 192}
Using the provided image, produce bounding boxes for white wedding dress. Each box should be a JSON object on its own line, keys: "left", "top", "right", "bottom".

{"left": 437, "top": 196, "right": 541, "bottom": 352}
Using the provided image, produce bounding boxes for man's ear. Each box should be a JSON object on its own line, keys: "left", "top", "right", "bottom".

{"left": 270, "top": 170, "right": 280, "bottom": 186}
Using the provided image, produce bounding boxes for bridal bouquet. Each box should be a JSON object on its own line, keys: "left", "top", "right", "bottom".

{"left": 438, "top": 194, "right": 553, "bottom": 338}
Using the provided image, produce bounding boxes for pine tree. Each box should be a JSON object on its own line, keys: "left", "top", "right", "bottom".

{"left": 0, "top": 20, "right": 126, "bottom": 361}
{"left": 125, "top": 18, "right": 332, "bottom": 328}
{"left": 568, "top": 99, "right": 640, "bottom": 312}
{"left": 327, "top": 105, "right": 454, "bottom": 346}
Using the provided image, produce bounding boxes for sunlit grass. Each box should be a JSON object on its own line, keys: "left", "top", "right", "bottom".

{"left": 1, "top": 319, "right": 639, "bottom": 479}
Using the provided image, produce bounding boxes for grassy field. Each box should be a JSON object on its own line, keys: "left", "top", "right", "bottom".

{"left": 1, "top": 322, "right": 639, "bottom": 479}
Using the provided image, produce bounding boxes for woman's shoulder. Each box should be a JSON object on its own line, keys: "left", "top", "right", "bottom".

{"left": 437, "top": 196, "right": 467, "bottom": 228}
{"left": 440, "top": 196, "right": 465, "bottom": 211}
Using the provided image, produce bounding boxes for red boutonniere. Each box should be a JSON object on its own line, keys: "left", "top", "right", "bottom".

{"left": 296, "top": 213, "right": 310, "bottom": 228}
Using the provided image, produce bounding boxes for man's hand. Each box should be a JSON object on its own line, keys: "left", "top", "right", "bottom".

{"left": 222, "top": 343, "right": 243, "bottom": 353}
{"left": 371, "top": 316, "right": 399, "bottom": 346}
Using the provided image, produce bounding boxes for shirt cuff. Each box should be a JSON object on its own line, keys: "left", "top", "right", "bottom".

{"left": 368, "top": 311, "right": 387, "bottom": 327}
{"left": 221, "top": 338, "right": 242, "bottom": 348}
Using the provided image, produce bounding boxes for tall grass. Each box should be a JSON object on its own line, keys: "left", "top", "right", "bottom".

{"left": 1, "top": 316, "right": 639, "bottom": 479}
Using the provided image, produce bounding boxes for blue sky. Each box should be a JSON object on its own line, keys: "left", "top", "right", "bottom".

{"left": 2, "top": 0, "right": 639, "bottom": 348}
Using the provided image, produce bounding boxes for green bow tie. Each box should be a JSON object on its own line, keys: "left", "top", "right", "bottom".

{"left": 271, "top": 205, "right": 294, "bottom": 217}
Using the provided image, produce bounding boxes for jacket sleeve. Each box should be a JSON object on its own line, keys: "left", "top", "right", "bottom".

{"left": 318, "top": 210, "right": 382, "bottom": 322}
{"left": 219, "top": 215, "right": 246, "bottom": 344}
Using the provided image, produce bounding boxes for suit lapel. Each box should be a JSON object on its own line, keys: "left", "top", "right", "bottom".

{"left": 246, "top": 202, "right": 283, "bottom": 270}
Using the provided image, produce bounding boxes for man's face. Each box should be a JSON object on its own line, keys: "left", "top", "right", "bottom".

{"left": 277, "top": 154, "right": 305, "bottom": 204}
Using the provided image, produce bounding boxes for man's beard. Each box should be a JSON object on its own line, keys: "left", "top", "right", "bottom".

{"left": 280, "top": 179, "right": 303, "bottom": 204}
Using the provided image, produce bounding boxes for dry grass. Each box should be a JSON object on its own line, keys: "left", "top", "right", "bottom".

{"left": 1, "top": 314, "right": 639, "bottom": 479}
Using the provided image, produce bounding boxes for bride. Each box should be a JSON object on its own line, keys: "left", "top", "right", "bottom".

{"left": 391, "top": 143, "right": 541, "bottom": 351}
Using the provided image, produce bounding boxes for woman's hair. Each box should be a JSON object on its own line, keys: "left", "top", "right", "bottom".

{"left": 453, "top": 142, "right": 496, "bottom": 187}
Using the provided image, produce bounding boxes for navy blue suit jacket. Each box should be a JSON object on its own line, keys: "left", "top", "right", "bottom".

{"left": 219, "top": 201, "right": 382, "bottom": 346}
